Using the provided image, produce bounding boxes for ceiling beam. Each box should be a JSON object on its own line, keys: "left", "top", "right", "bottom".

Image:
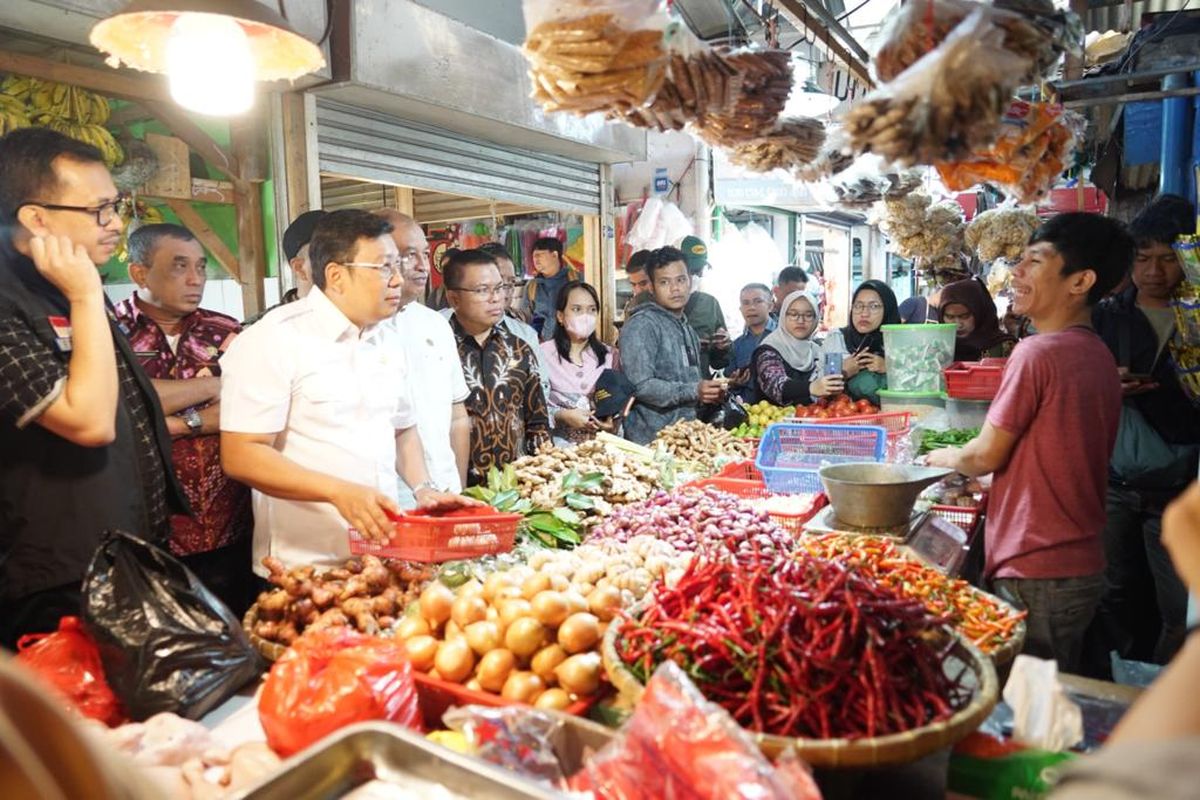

{"left": 771, "top": 0, "right": 873, "bottom": 87}
{"left": 0, "top": 49, "right": 171, "bottom": 104}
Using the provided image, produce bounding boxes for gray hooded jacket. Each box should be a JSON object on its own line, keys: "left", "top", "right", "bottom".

{"left": 618, "top": 300, "right": 702, "bottom": 445}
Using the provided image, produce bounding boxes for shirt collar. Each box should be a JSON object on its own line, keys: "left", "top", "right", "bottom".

{"left": 306, "top": 287, "right": 371, "bottom": 341}
{"left": 124, "top": 294, "right": 202, "bottom": 333}
{"left": 450, "top": 313, "right": 503, "bottom": 350}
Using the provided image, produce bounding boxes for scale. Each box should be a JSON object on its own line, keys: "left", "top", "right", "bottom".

{"left": 804, "top": 505, "right": 970, "bottom": 575}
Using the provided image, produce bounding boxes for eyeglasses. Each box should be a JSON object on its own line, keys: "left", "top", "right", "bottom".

{"left": 21, "top": 195, "right": 131, "bottom": 227}
{"left": 397, "top": 251, "right": 429, "bottom": 268}
{"left": 784, "top": 311, "right": 817, "bottom": 322}
{"left": 852, "top": 302, "right": 885, "bottom": 313}
{"left": 449, "top": 283, "right": 507, "bottom": 299}
{"left": 339, "top": 261, "right": 404, "bottom": 279}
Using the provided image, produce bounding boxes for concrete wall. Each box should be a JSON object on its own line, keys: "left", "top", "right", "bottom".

{"left": 612, "top": 130, "right": 711, "bottom": 241}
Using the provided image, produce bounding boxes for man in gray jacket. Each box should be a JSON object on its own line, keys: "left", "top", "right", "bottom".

{"left": 619, "top": 246, "right": 726, "bottom": 444}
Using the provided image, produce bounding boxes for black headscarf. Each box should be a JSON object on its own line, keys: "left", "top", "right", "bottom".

{"left": 840, "top": 280, "right": 901, "bottom": 356}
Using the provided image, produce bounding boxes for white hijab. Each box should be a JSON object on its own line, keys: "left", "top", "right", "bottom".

{"left": 759, "top": 290, "right": 821, "bottom": 372}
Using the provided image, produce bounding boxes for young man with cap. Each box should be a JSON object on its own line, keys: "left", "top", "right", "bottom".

{"left": 245, "top": 209, "right": 326, "bottom": 325}
{"left": 0, "top": 128, "right": 186, "bottom": 647}
{"left": 526, "top": 236, "right": 579, "bottom": 341}
{"left": 679, "top": 235, "right": 731, "bottom": 376}
{"left": 374, "top": 209, "right": 471, "bottom": 504}
{"left": 220, "top": 210, "right": 476, "bottom": 573}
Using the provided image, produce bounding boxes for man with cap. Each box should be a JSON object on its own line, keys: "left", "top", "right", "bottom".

{"left": 244, "top": 209, "right": 326, "bottom": 325}
{"left": 679, "top": 235, "right": 730, "bottom": 377}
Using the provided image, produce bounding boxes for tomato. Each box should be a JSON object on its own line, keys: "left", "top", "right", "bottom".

{"left": 816, "top": 398, "right": 828, "bottom": 409}
{"left": 814, "top": 409, "right": 831, "bottom": 419}
{"left": 855, "top": 399, "right": 875, "bottom": 413}
{"left": 795, "top": 407, "right": 809, "bottom": 418}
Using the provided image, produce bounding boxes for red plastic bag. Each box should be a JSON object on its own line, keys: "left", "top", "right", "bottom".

{"left": 258, "top": 627, "right": 421, "bottom": 757}
{"left": 15, "top": 616, "right": 126, "bottom": 726}
{"left": 572, "top": 661, "right": 821, "bottom": 800}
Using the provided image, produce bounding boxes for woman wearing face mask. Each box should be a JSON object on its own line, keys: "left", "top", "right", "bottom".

{"left": 750, "top": 291, "right": 844, "bottom": 406}
{"left": 820, "top": 280, "right": 901, "bottom": 405}
{"left": 937, "top": 277, "right": 1016, "bottom": 361}
{"left": 541, "top": 281, "right": 615, "bottom": 445}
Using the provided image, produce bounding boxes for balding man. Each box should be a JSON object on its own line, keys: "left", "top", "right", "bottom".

{"left": 375, "top": 209, "right": 470, "bottom": 501}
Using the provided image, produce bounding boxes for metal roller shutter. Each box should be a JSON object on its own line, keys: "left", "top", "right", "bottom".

{"left": 316, "top": 99, "right": 601, "bottom": 215}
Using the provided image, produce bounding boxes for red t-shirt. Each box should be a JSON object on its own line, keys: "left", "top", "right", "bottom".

{"left": 984, "top": 327, "right": 1121, "bottom": 579}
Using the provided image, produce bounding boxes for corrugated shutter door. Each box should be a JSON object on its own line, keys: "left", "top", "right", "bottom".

{"left": 316, "top": 99, "right": 601, "bottom": 215}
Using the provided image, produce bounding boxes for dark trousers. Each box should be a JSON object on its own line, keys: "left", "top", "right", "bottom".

{"left": 179, "top": 535, "right": 255, "bottom": 620}
{"left": 1094, "top": 485, "right": 1188, "bottom": 666}
{"left": 991, "top": 574, "right": 1105, "bottom": 674}
{"left": 0, "top": 582, "right": 82, "bottom": 653}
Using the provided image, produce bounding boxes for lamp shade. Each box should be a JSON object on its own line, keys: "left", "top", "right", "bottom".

{"left": 90, "top": 0, "right": 325, "bottom": 82}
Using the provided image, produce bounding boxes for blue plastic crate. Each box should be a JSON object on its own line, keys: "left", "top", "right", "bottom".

{"left": 754, "top": 422, "right": 887, "bottom": 494}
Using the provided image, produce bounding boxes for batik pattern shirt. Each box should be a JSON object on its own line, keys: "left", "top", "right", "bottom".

{"left": 450, "top": 316, "right": 550, "bottom": 486}
{"left": 114, "top": 297, "right": 250, "bottom": 555}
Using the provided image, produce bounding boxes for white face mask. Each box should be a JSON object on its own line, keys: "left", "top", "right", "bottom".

{"left": 565, "top": 313, "right": 597, "bottom": 339}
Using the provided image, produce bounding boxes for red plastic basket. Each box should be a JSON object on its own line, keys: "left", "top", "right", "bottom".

{"left": 717, "top": 459, "right": 763, "bottom": 481}
{"left": 348, "top": 506, "right": 520, "bottom": 562}
{"left": 684, "top": 477, "right": 827, "bottom": 535}
{"left": 929, "top": 504, "right": 983, "bottom": 534}
{"left": 944, "top": 359, "right": 1008, "bottom": 400}
{"left": 805, "top": 411, "right": 913, "bottom": 438}
{"left": 413, "top": 671, "right": 596, "bottom": 729}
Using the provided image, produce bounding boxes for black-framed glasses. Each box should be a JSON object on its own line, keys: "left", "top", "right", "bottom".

{"left": 20, "top": 195, "right": 131, "bottom": 227}
{"left": 338, "top": 261, "right": 404, "bottom": 280}
{"left": 448, "top": 283, "right": 507, "bottom": 299}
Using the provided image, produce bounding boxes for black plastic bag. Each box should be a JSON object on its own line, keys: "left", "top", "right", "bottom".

{"left": 698, "top": 395, "right": 748, "bottom": 430}
{"left": 82, "top": 531, "right": 262, "bottom": 721}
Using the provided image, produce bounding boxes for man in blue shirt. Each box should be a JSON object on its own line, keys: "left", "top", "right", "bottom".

{"left": 728, "top": 283, "right": 775, "bottom": 401}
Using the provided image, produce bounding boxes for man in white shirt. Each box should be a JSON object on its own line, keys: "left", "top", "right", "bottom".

{"left": 374, "top": 209, "right": 470, "bottom": 503}
{"left": 220, "top": 210, "right": 472, "bottom": 572}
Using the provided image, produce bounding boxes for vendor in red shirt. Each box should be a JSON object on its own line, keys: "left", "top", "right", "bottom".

{"left": 113, "top": 223, "right": 252, "bottom": 614}
{"left": 927, "top": 213, "right": 1134, "bottom": 672}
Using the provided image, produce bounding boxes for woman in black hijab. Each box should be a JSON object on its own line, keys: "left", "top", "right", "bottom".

{"left": 819, "top": 280, "right": 901, "bottom": 404}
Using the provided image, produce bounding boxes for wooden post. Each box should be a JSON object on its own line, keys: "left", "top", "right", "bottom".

{"left": 395, "top": 186, "right": 415, "bottom": 216}
{"left": 230, "top": 106, "right": 270, "bottom": 317}
{"left": 279, "top": 91, "right": 313, "bottom": 222}
{"left": 597, "top": 164, "right": 617, "bottom": 343}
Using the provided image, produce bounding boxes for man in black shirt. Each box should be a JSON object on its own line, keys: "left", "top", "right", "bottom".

{"left": 0, "top": 128, "right": 185, "bottom": 649}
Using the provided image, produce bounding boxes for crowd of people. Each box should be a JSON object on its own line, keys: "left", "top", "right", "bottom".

{"left": 0, "top": 125, "right": 1197, "bottom": 707}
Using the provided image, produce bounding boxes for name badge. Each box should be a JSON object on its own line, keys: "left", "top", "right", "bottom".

{"left": 48, "top": 315, "right": 72, "bottom": 353}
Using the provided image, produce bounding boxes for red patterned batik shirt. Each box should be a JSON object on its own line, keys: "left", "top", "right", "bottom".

{"left": 113, "top": 297, "right": 252, "bottom": 556}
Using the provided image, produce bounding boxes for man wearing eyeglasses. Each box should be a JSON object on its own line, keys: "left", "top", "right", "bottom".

{"left": 219, "top": 210, "right": 477, "bottom": 574}
{"left": 373, "top": 209, "right": 471, "bottom": 506}
{"left": 0, "top": 128, "right": 187, "bottom": 648}
{"left": 444, "top": 248, "right": 550, "bottom": 486}
{"left": 727, "top": 283, "right": 777, "bottom": 401}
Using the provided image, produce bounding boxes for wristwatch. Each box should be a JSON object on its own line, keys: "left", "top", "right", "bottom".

{"left": 183, "top": 407, "right": 202, "bottom": 436}
{"left": 413, "top": 480, "right": 442, "bottom": 495}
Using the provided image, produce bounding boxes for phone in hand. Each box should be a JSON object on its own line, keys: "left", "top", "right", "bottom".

{"left": 824, "top": 353, "right": 842, "bottom": 377}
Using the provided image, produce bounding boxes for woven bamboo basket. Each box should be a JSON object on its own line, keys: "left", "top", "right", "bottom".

{"left": 601, "top": 614, "right": 999, "bottom": 769}
{"left": 243, "top": 604, "right": 288, "bottom": 662}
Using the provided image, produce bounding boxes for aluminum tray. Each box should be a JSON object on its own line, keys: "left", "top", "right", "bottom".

{"left": 232, "top": 722, "right": 566, "bottom": 800}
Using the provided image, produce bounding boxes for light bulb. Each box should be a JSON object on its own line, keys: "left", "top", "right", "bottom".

{"left": 166, "top": 13, "right": 255, "bottom": 116}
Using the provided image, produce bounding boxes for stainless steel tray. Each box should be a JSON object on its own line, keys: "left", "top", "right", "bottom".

{"left": 232, "top": 722, "right": 567, "bottom": 800}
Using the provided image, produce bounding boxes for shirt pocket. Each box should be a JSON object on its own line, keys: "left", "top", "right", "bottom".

{"left": 298, "top": 373, "right": 357, "bottom": 408}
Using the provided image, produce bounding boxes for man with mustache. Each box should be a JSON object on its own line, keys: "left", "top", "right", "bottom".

{"left": 0, "top": 128, "right": 187, "bottom": 648}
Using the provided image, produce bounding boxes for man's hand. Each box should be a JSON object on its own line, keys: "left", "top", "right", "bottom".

{"left": 710, "top": 328, "right": 732, "bottom": 351}
{"left": 726, "top": 367, "right": 751, "bottom": 387}
{"left": 556, "top": 408, "right": 594, "bottom": 430}
{"left": 1163, "top": 481, "right": 1200, "bottom": 593}
{"left": 857, "top": 352, "right": 886, "bottom": 374}
{"left": 924, "top": 446, "right": 962, "bottom": 471}
{"left": 329, "top": 480, "right": 400, "bottom": 542}
{"left": 414, "top": 488, "right": 485, "bottom": 512}
{"left": 1118, "top": 367, "right": 1159, "bottom": 397}
{"left": 30, "top": 235, "right": 101, "bottom": 302}
{"left": 697, "top": 379, "right": 726, "bottom": 404}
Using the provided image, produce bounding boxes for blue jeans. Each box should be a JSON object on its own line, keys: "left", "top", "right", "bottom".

{"left": 991, "top": 574, "right": 1104, "bottom": 673}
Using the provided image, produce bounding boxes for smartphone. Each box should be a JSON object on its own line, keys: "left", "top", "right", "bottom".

{"left": 823, "top": 353, "right": 842, "bottom": 377}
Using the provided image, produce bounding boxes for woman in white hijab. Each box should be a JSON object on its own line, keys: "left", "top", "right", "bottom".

{"left": 750, "top": 291, "right": 844, "bottom": 405}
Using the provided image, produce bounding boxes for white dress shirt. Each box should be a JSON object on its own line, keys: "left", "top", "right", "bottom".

{"left": 382, "top": 302, "right": 469, "bottom": 502}
{"left": 220, "top": 288, "right": 416, "bottom": 573}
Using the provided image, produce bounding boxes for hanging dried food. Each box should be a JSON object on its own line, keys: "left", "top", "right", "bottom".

{"left": 965, "top": 207, "right": 1042, "bottom": 263}
{"left": 843, "top": 12, "right": 1030, "bottom": 167}
{"left": 615, "top": 49, "right": 741, "bottom": 132}
{"left": 879, "top": 193, "right": 966, "bottom": 261}
{"left": 724, "top": 116, "right": 825, "bottom": 172}
{"left": 692, "top": 49, "right": 794, "bottom": 146}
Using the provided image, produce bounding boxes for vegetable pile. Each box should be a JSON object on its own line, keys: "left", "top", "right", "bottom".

{"left": 653, "top": 419, "right": 755, "bottom": 474}
{"left": 615, "top": 555, "right": 973, "bottom": 739}
{"left": 919, "top": 473, "right": 986, "bottom": 508}
{"left": 794, "top": 394, "right": 878, "bottom": 419}
{"left": 794, "top": 535, "right": 1025, "bottom": 655}
{"left": 919, "top": 427, "right": 981, "bottom": 454}
{"left": 731, "top": 400, "right": 795, "bottom": 439}
{"left": 252, "top": 556, "right": 435, "bottom": 646}
{"left": 587, "top": 487, "right": 794, "bottom": 563}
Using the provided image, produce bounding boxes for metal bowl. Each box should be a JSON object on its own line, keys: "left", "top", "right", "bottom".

{"left": 819, "top": 462, "right": 954, "bottom": 529}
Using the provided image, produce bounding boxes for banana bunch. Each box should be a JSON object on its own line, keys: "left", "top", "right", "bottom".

{"left": 23, "top": 78, "right": 111, "bottom": 125}
{"left": 0, "top": 92, "right": 30, "bottom": 135}
{"left": 114, "top": 201, "right": 166, "bottom": 263}
{"left": 42, "top": 117, "right": 124, "bottom": 167}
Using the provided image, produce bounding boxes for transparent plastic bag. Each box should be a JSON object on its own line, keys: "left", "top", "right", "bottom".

{"left": 442, "top": 705, "right": 568, "bottom": 789}
{"left": 571, "top": 662, "right": 821, "bottom": 800}
{"left": 844, "top": 11, "right": 1031, "bottom": 167}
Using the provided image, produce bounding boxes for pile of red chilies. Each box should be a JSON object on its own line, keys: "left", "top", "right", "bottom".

{"left": 616, "top": 554, "right": 972, "bottom": 740}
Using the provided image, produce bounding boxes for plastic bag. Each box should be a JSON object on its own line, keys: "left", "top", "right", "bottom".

{"left": 872, "top": 0, "right": 1079, "bottom": 84}
{"left": 15, "top": 616, "right": 126, "bottom": 726}
{"left": 522, "top": 0, "right": 669, "bottom": 116}
{"left": 81, "top": 531, "right": 261, "bottom": 721}
{"left": 571, "top": 662, "right": 822, "bottom": 800}
{"left": 442, "top": 705, "right": 568, "bottom": 788}
{"left": 843, "top": 11, "right": 1030, "bottom": 167}
{"left": 258, "top": 627, "right": 421, "bottom": 757}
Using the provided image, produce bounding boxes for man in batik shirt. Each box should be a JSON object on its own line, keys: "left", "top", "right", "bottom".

{"left": 443, "top": 248, "right": 550, "bottom": 486}
{"left": 113, "top": 223, "right": 252, "bottom": 614}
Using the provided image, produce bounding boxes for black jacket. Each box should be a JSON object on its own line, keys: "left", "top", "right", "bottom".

{"left": 0, "top": 259, "right": 187, "bottom": 601}
{"left": 1093, "top": 287, "right": 1200, "bottom": 449}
